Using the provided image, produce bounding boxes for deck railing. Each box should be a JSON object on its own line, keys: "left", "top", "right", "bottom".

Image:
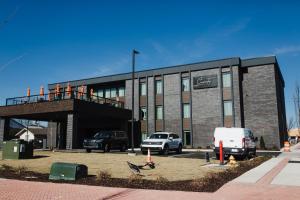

{"left": 5, "top": 91, "right": 124, "bottom": 108}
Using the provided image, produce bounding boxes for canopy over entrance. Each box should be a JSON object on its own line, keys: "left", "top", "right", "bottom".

{"left": 0, "top": 92, "right": 131, "bottom": 149}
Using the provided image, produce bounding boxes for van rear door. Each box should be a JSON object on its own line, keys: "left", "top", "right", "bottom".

{"left": 214, "top": 128, "right": 243, "bottom": 149}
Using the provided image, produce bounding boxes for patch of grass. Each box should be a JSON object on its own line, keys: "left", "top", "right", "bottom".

{"left": 155, "top": 175, "right": 168, "bottom": 184}
{"left": 96, "top": 170, "right": 112, "bottom": 181}
{"left": 16, "top": 165, "right": 28, "bottom": 176}
{"left": 128, "top": 174, "right": 143, "bottom": 184}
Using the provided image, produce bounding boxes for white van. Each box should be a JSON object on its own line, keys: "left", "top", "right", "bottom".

{"left": 213, "top": 127, "right": 257, "bottom": 159}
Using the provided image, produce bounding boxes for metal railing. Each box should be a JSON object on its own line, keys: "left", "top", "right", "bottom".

{"left": 5, "top": 91, "right": 124, "bottom": 108}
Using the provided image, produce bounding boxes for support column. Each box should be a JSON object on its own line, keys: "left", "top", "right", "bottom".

{"left": 66, "top": 113, "right": 78, "bottom": 149}
{"left": 47, "top": 121, "right": 57, "bottom": 149}
{"left": 0, "top": 118, "right": 5, "bottom": 149}
{"left": 0, "top": 118, "right": 9, "bottom": 149}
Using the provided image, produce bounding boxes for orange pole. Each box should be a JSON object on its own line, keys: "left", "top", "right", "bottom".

{"left": 219, "top": 140, "right": 224, "bottom": 165}
{"left": 27, "top": 87, "right": 30, "bottom": 97}
{"left": 40, "top": 86, "right": 44, "bottom": 96}
{"left": 66, "top": 83, "right": 71, "bottom": 96}
{"left": 56, "top": 84, "right": 60, "bottom": 96}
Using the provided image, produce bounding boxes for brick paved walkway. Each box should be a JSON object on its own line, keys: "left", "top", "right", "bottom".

{"left": 1, "top": 143, "right": 300, "bottom": 200}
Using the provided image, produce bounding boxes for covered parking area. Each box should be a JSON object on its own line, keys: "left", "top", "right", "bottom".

{"left": 0, "top": 98, "right": 131, "bottom": 149}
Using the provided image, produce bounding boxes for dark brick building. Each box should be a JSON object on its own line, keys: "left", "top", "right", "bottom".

{"left": 45, "top": 56, "right": 286, "bottom": 149}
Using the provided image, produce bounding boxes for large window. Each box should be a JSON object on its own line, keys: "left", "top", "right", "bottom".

{"left": 140, "top": 83, "right": 146, "bottom": 96}
{"left": 156, "top": 106, "right": 163, "bottom": 120}
{"left": 182, "top": 77, "right": 190, "bottom": 92}
{"left": 140, "top": 107, "right": 147, "bottom": 120}
{"left": 105, "top": 89, "right": 111, "bottom": 98}
{"left": 183, "top": 104, "right": 190, "bottom": 118}
{"left": 155, "top": 80, "right": 162, "bottom": 94}
{"left": 118, "top": 87, "right": 125, "bottom": 97}
{"left": 97, "top": 89, "right": 104, "bottom": 98}
{"left": 222, "top": 72, "right": 231, "bottom": 88}
{"left": 111, "top": 88, "right": 117, "bottom": 98}
{"left": 223, "top": 101, "right": 233, "bottom": 116}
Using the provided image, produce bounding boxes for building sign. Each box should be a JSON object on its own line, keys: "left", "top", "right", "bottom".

{"left": 193, "top": 75, "right": 218, "bottom": 89}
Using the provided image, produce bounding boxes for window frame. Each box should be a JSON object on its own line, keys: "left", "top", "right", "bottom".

{"left": 183, "top": 103, "right": 191, "bottom": 119}
{"left": 156, "top": 106, "right": 163, "bottom": 120}
{"left": 140, "top": 82, "right": 147, "bottom": 96}
{"left": 155, "top": 80, "right": 162, "bottom": 95}
{"left": 223, "top": 100, "right": 233, "bottom": 116}
{"left": 222, "top": 72, "right": 232, "bottom": 88}
{"left": 182, "top": 77, "right": 190, "bottom": 92}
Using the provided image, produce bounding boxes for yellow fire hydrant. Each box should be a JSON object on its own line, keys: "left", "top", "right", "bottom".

{"left": 229, "top": 155, "right": 238, "bottom": 167}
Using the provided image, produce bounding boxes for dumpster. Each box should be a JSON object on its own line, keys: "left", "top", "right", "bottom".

{"left": 49, "top": 162, "right": 88, "bottom": 181}
{"left": 2, "top": 139, "right": 33, "bottom": 159}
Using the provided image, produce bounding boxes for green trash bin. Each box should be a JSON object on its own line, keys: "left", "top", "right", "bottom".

{"left": 49, "top": 162, "right": 88, "bottom": 181}
{"left": 2, "top": 139, "right": 33, "bottom": 160}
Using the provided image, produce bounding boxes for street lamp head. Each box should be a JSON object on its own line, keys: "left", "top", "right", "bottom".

{"left": 133, "top": 49, "right": 140, "bottom": 54}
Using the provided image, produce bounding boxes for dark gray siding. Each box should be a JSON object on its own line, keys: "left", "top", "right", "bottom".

{"left": 191, "top": 68, "right": 222, "bottom": 148}
{"left": 164, "top": 74, "right": 182, "bottom": 135}
{"left": 147, "top": 77, "right": 155, "bottom": 134}
{"left": 242, "top": 64, "right": 281, "bottom": 148}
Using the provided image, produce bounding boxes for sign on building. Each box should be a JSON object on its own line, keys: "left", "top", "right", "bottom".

{"left": 193, "top": 75, "right": 218, "bottom": 89}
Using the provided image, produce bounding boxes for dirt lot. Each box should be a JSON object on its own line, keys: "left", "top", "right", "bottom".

{"left": 0, "top": 150, "right": 220, "bottom": 181}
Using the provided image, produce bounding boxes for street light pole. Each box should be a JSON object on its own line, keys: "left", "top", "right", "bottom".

{"left": 131, "top": 49, "right": 139, "bottom": 153}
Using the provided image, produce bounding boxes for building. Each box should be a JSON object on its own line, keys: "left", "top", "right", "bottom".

{"left": 45, "top": 56, "right": 286, "bottom": 149}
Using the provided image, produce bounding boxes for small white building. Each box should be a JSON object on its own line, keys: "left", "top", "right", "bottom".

{"left": 15, "top": 128, "right": 35, "bottom": 141}
{"left": 15, "top": 126, "right": 47, "bottom": 146}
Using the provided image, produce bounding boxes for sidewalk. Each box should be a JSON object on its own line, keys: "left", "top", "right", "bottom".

{"left": 1, "top": 143, "right": 300, "bottom": 200}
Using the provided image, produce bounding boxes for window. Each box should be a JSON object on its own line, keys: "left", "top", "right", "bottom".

{"left": 155, "top": 80, "right": 162, "bottom": 94}
{"left": 105, "top": 89, "right": 111, "bottom": 98}
{"left": 183, "top": 104, "right": 190, "bottom": 118}
{"left": 140, "top": 83, "right": 146, "bottom": 96}
{"left": 118, "top": 87, "right": 125, "bottom": 97}
{"left": 140, "top": 107, "right": 147, "bottom": 120}
{"left": 111, "top": 88, "right": 117, "bottom": 98}
{"left": 184, "top": 131, "right": 191, "bottom": 146}
{"left": 141, "top": 132, "right": 148, "bottom": 141}
{"left": 98, "top": 89, "right": 104, "bottom": 98}
{"left": 223, "top": 101, "right": 233, "bottom": 116}
{"left": 182, "top": 77, "right": 190, "bottom": 92}
{"left": 222, "top": 72, "right": 231, "bottom": 88}
{"left": 156, "top": 106, "right": 163, "bottom": 120}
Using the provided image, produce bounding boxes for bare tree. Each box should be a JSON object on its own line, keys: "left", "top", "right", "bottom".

{"left": 294, "top": 82, "right": 300, "bottom": 134}
{"left": 287, "top": 117, "right": 295, "bottom": 132}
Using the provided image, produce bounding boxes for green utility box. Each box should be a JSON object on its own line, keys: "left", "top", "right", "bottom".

{"left": 49, "top": 162, "right": 88, "bottom": 181}
{"left": 2, "top": 140, "right": 33, "bottom": 160}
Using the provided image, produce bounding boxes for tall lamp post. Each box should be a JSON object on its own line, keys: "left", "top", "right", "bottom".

{"left": 130, "top": 49, "right": 139, "bottom": 153}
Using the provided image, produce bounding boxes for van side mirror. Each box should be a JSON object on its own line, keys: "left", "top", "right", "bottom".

{"left": 147, "top": 136, "right": 150, "bottom": 139}
{"left": 254, "top": 137, "right": 258, "bottom": 142}
{"left": 169, "top": 137, "right": 173, "bottom": 140}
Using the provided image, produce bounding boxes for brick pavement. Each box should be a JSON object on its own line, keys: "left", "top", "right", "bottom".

{"left": 1, "top": 143, "right": 300, "bottom": 200}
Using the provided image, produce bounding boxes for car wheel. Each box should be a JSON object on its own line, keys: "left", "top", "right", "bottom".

{"left": 176, "top": 144, "right": 182, "bottom": 154}
{"left": 215, "top": 153, "right": 220, "bottom": 160}
{"left": 120, "top": 144, "right": 127, "bottom": 152}
{"left": 86, "top": 149, "right": 91, "bottom": 153}
{"left": 103, "top": 144, "right": 110, "bottom": 153}
{"left": 163, "top": 145, "right": 169, "bottom": 155}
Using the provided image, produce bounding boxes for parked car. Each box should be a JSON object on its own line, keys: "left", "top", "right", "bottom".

{"left": 213, "top": 127, "right": 257, "bottom": 159}
{"left": 140, "top": 132, "right": 183, "bottom": 155}
{"left": 83, "top": 131, "right": 128, "bottom": 153}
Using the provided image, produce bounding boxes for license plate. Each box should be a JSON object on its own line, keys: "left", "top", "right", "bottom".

{"left": 231, "top": 149, "right": 238, "bottom": 152}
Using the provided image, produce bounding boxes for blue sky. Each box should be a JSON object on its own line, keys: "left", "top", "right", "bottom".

{"left": 0, "top": 0, "right": 299, "bottom": 122}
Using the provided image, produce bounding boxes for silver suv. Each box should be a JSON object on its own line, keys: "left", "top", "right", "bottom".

{"left": 140, "top": 132, "right": 183, "bottom": 155}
